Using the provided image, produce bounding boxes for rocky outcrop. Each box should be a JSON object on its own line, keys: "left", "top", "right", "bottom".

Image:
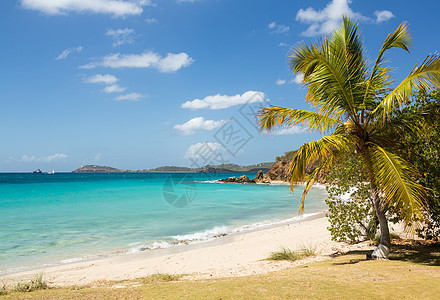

{"left": 252, "top": 170, "right": 270, "bottom": 183}
{"left": 219, "top": 175, "right": 256, "bottom": 184}
{"left": 264, "top": 161, "right": 291, "bottom": 182}
{"left": 252, "top": 159, "right": 325, "bottom": 184}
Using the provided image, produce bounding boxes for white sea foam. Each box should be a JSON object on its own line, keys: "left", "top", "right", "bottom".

{"left": 196, "top": 180, "right": 221, "bottom": 184}
{"left": 172, "top": 226, "right": 231, "bottom": 243}
{"left": 168, "top": 212, "right": 322, "bottom": 245}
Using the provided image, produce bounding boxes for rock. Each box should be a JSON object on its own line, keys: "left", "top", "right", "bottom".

{"left": 265, "top": 161, "right": 291, "bottom": 182}
{"left": 238, "top": 175, "right": 255, "bottom": 183}
{"left": 253, "top": 170, "right": 264, "bottom": 181}
{"left": 219, "top": 175, "right": 255, "bottom": 184}
{"left": 220, "top": 176, "right": 238, "bottom": 183}
{"left": 367, "top": 244, "right": 390, "bottom": 260}
{"left": 253, "top": 170, "right": 270, "bottom": 183}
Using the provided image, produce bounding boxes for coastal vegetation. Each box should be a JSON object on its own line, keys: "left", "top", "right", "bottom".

{"left": 258, "top": 16, "right": 440, "bottom": 258}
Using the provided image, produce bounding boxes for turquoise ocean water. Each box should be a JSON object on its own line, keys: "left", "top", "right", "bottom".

{"left": 0, "top": 172, "right": 328, "bottom": 275}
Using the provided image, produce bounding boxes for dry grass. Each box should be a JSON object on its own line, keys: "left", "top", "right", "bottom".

{"left": 1, "top": 242, "right": 439, "bottom": 299}
{"left": 267, "top": 244, "right": 317, "bottom": 261}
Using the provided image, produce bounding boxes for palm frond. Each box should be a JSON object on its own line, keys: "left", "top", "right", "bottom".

{"left": 371, "top": 22, "right": 411, "bottom": 79}
{"left": 362, "top": 23, "right": 411, "bottom": 120}
{"left": 288, "top": 22, "right": 368, "bottom": 121}
{"left": 373, "top": 53, "right": 440, "bottom": 123}
{"left": 369, "top": 144, "right": 426, "bottom": 228}
{"left": 297, "top": 155, "right": 336, "bottom": 215}
{"left": 257, "top": 106, "right": 342, "bottom": 133}
{"left": 289, "top": 134, "right": 351, "bottom": 184}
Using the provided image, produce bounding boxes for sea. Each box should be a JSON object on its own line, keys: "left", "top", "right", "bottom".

{"left": 0, "top": 172, "right": 328, "bottom": 276}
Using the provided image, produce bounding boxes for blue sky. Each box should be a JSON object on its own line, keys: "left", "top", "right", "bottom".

{"left": 1, "top": 0, "right": 439, "bottom": 172}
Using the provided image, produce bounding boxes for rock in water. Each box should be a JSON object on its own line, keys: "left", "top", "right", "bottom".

{"left": 253, "top": 170, "right": 264, "bottom": 181}
{"left": 219, "top": 175, "right": 255, "bottom": 184}
{"left": 220, "top": 176, "right": 238, "bottom": 183}
{"left": 238, "top": 175, "right": 250, "bottom": 183}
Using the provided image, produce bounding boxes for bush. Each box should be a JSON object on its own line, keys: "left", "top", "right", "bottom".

{"left": 324, "top": 154, "right": 379, "bottom": 243}
{"left": 394, "top": 91, "right": 440, "bottom": 240}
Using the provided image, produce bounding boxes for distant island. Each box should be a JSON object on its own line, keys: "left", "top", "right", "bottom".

{"left": 72, "top": 162, "right": 275, "bottom": 173}
{"left": 71, "top": 151, "right": 309, "bottom": 184}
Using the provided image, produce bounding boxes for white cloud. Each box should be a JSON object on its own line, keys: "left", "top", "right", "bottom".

{"left": 21, "top": 0, "right": 149, "bottom": 17}
{"left": 86, "top": 74, "right": 119, "bottom": 84}
{"left": 296, "top": 0, "right": 370, "bottom": 37}
{"left": 174, "top": 117, "right": 228, "bottom": 135}
{"left": 20, "top": 153, "right": 68, "bottom": 163}
{"left": 185, "top": 142, "right": 223, "bottom": 160}
{"left": 114, "top": 92, "right": 144, "bottom": 101}
{"left": 103, "top": 84, "right": 126, "bottom": 93}
{"left": 271, "top": 126, "right": 306, "bottom": 135}
{"left": 145, "top": 17, "right": 157, "bottom": 24}
{"left": 106, "top": 28, "right": 135, "bottom": 47}
{"left": 292, "top": 73, "right": 304, "bottom": 84}
{"left": 276, "top": 79, "right": 286, "bottom": 86}
{"left": 80, "top": 51, "right": 194, "bottom": 73}
{"left": 375, "top": 10, "right": 394, "bottom": 23}
{"left": 268, "top": 22, "right": 290, "bottom": 34}
{"left": 278, "top": 42, "right": 289, "bottom": 47}
{"left": 181, "top": 91, "right": 268, "bottom": 110}
{"left": 55, "top": 46, "right": 82, "bottom": 60}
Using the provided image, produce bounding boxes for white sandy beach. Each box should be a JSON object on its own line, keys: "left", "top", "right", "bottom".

{"left": 0, "top": 214, "right": 377, "bottom": 287}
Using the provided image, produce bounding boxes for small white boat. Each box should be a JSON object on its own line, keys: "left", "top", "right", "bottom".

{"left": 48, "top": 169, "right": 55, "bottom": 174}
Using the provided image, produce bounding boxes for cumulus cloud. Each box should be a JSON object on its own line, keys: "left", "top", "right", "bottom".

{"left": 292, "top": 73, "right": 304, "bottom": 84}
{"left": 268, "top": 22, "right": 290, "bottom": 34}
{"left": 181, "top": 91, "right": 268, "bottom": 110}
{"left": 174, "top": 117, "right": 228, "bottom": 135}
{"left": 86, "top": 74, "right": 119, "bottom": 84}
{"left": 55, "top": 46, "right": 83, "bottom": 60}
{"left": 103, "top": 84, "right": 126, "bottom": 93}
{"left": 145, "top": 17, "right": 157, "bottom": 24}
{"left": 296, "top": 0, "right": 370, "bottom": 36}
{"left": 270, "top": 126, "right": 306, "bottom": 135}
{"left": 184, "top": 142, "right": 223, "bottom": 160}
{"left": 375, "top": 10, "right": 394, "bottom": 23}
{"left": 106, "top": 28, "right": 136, "bottom": 47}
{"left": 276, "top": 79, "right": 286, "bottom": 86}
{"left": 21, "top": 0, "right": 149, "bottom": 17}
{"left": 80, "top": 51, "right": 194, "bottom": 73}
{"left": 278, "top": 42, "right": 290, "bottom": 47}
{"left": 20, "top": 153, "right": 68, "bottom": 163}
{"left": 114, "top": 92, "right": 144, "bottom": 101}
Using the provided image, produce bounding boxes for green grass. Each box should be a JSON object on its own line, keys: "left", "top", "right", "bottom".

{"left": 1, "top": 242, "right": 439, "bottom": 299}
{"left": 267, "top": 244, "right": 317, "bottom": 261}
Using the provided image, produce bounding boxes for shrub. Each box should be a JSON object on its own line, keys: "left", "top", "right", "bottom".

{"left": 324, "top": 154, "right": 379, "bottom": 243}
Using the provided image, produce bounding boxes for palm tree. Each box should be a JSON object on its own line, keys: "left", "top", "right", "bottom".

{"left": 258, "top": 16, "right": 440, "bottom": 258}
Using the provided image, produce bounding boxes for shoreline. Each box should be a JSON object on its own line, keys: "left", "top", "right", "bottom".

{"left": 0, "top": 213, "right": 375, "bottom": 287}
{"left": 0, "top": 211, "right": 326, "bottom": 277}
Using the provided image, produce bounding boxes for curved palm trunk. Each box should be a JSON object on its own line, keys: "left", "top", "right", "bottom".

{"left": 363, "top": 150, "right": 391, "bottom": 259}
